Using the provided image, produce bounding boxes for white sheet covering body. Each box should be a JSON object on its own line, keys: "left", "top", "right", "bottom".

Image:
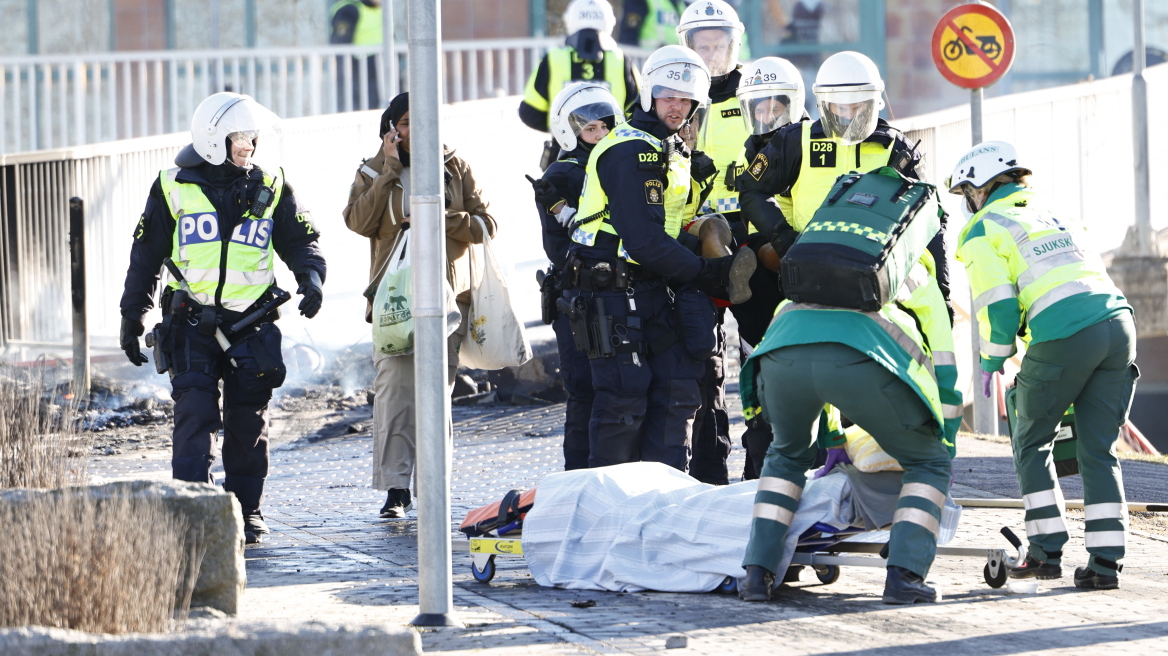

{"left": 521, "top": 462, "right": 961, "bottom": 593}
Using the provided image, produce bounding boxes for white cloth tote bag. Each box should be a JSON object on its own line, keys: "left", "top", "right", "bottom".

{"left": 460, "top": 216, "right": 533, "bottom": 369}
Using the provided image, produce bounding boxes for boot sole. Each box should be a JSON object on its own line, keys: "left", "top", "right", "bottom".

{"left": 882, "top": 593, "right": 937, "bottom": 605}
{"left": 1008, "top": 569, "right": 1062, "bottom": 580}
{"left": 1074, "top": 578, "right": 1119, "bottom": 590}
{"left": 728, "top": 248, "right": 757, "bottom": 305}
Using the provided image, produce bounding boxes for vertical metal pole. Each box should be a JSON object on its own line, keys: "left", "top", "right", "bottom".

{"left": 408, "top": 0, "right": 461, "bottom": 629}
{"left": 69, "top": 197, "right": 89, "bottom": 396}
{"left": 1132, "top": 0, "right": 1154, "bottom": 257}
{"left": 970, "top": 86, "right": 998, "bottom": 436}
{"left": 382, "top": 0, "right": 396, "bottom": 103}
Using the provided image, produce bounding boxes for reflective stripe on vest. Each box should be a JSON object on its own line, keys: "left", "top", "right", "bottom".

{"left": 572, "top": 127, "right": 690, "bottom": 264}
{"left": 699, "top": 94, "right": 750, "bottom": 217}
{"left": 330, "top": 0, "right": 382, "bottom": 45}
{"left": 773, "top": 300, "right": 945, "bottom": 425}
{"left": 160, "top": 167, "right": 284, "bottom": 311}
{"left": 546, "top": 47, "right": 628, "bottom": 111}
{"left": 790, "top": 121, "right": 893, "bottom": 232}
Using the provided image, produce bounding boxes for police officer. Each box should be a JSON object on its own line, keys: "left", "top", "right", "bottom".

{"left": 948, "top": 141, "right": 1136, "bottom": 590}
{"left": 737, "top": 51, "right": 951, "bottom": 308}
{"left": 529, "top": 82, "right": 626, "bottom": 470}
{"left": 521, "top": 0, "right": 640, "bottom": 168}
{"left": 618, "top": 0, "right": 686, "bottom": 48}
{"left": 731, "top": 56, "right": 807, "bottom": 480}
{"left": 566, "top": 45, "right": 756, "bottom": 471}
{"left": 330, "top": 0, "right": 384, "bottom": 109}
{"left": 118, "top": 93, "right": 326, "bottom": 544}
{"left": 738, "top": 257, "right": 962, "bottom": 603}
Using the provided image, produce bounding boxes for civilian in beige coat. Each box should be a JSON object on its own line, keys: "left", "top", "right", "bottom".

{"left": 343, "top": 93, "right": 497, "bottom": 518}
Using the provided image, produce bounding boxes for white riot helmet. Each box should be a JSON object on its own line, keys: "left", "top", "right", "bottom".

{"left": 189, "top": 92, "right": 279, "bottom": 166}
{"left": 736, "top": 57, "right": 805, "bottom": 136}
{"left": 563, "top": 0, "right": 616, "bottom": 36}
{"left": 639, "top": 45, "right": 712, "bottom": 125}
{"left": 550, "top": 82, "right": 625, "bottom": 152}
{"left": 676, "top": 0, "right": 744, "bottom": 79}
{"left": 812, "top": 51, "right": 885, "bottom": 146}
{"left": 946, "top": 141, "right": 1032, "bottom": 212}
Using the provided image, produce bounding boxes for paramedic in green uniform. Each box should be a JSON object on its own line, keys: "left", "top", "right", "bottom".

{"left": 948, "top": 141, "right": 1137, "bottom": 590}
{"left": 737, "top": 256, "right": 962, "bottom": 604}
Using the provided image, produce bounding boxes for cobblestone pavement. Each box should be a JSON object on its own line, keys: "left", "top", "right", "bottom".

{"left": 90, "top": 401, "right": 1168, "bottom": 655}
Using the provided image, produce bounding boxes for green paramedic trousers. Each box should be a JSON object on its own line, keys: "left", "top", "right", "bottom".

{"left": 1012, "top": 312, "right": 1137, "bottom": 575}
{"left": 742, "top": 343, "right": 953, "bottom": 578}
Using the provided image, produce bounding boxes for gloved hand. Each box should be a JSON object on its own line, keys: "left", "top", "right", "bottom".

{"left": 119, "top": 318, "right": 149, "bottom": 366}
{"left": 295, "top": 270, "right": 324, "bottom": 319}
{"left": 525, "top": 174, "right": 563, "bottom": 210}
{"left": 691, "top": 149, "right": 717, "bottom": 184}
{"left": 813, "top": 447, "right": 852, "bottom": 480}
{"left": 553, "top": 205, "right": 578, "bottom": 228}
{"left": 981, "top": 370, "right": 996, "bottom": 399}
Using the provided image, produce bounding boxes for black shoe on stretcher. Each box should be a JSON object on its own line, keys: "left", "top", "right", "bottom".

{"left": 1008, "top": 554, "right": 1062, "bottom": 580}
{"left": 739, "top": 565, "right": 775, "bottom": 602}
{"left": 882, "top": 565, "right": 938, "bottom": 605}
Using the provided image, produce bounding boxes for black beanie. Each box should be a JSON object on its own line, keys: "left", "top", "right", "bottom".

{"left": 380, "top": 92, "right": 410, "bottom": 138}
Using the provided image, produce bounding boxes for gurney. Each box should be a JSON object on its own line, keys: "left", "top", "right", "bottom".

{"left": 454, "top": 462, "right": 1027, "bottom": 592}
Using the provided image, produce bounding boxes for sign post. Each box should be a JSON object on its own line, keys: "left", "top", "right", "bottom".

{"left": 932, "top": 2, "right": 1015, "bottom": 437}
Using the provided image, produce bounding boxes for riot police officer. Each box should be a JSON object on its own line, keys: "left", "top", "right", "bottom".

{"left": 520, "top": 0, "right": 640, "bottom": 168}
{"left": 529, "top": 82, "right": 626, "bottom": 469}
{"left": 565, "top": 45, "right": 756, "bottom": 471}
{"left": 119, "top": 93, "right": 325, "bottom": 544}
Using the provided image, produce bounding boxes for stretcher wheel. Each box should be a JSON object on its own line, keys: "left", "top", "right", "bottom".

{"left": 472, "top": 555, "right": 497, "bottom": 583}
{"left": 983, "top": 562, "right": 1007, "bottom": 589}
{"left": 716, "top": 576, "right": 738, "bottom": 595}
{"left": 814, "top": 565, "right": 841, "bottom": 585}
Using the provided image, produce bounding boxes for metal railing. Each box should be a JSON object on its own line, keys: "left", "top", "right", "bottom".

{"left": 0, "top": 38, "right": 573, "bottom": 155}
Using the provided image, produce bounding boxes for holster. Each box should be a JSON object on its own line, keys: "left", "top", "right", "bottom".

{"left": 144, "top": 315, "right": 173, "bottom": 376}
{"left": 537, "top": 266, "right": 560, "bottom": 325}
{"left": 557, "top": 296, "right": 598, "bottom": 358}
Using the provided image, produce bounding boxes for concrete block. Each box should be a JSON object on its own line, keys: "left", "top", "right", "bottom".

{"left": 0, "top": 481, "right": 245, "bottom": 615}
{"left": 1108, "top": 255, "right": 1168, "bottom": 337}
{"left": 0, "top": 621, "right": 422, "bottom": 655}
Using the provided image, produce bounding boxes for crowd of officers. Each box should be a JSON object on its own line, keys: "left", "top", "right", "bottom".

{"left": 527, "top": 0, "right": 1139, "bottom": 603}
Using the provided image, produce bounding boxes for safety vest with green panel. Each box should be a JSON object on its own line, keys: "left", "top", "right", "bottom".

{"left": 329, "top": 0, "right": 383, "bottom": 45}
{"left": 956, "top": 184, "right": 1132, "bottom": 372}
{"left": 572, "top": 127, "right": 690, "bottom": 264}
{"left": 523, "top": 47, "right": 629, "bottom": 116}
{"left": 159, "top": 167, "right": 285, "bottom": 312}
{"left": 640, "top": 0, "right": 683, "bottom": 48}
{"left": 700, "top": 94, "right": 751, "bottom": 219}
{"left": 789, "top": 120, "right": 894, "bottom": 231}
{"left": 740, "top": 253, "right": 963, "bottom": 454}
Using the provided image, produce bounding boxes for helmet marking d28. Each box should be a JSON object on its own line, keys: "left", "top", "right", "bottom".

{"left": 550, "top": 82, "right": 626, "bottom": 152}
{"left": 736, "top": 56, "right": 805, "bottom": 136}
{"left": 812, "top": 51, "right": 885, "bottom": 146}
{"left": 676, "top": 0, "right": 744, "bottom": 79}
{"left": 639, "top": 45, "right": 712, "bottom": 123}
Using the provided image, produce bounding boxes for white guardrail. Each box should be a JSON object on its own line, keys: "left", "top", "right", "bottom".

{"left": 0, "top": 38, "right": 617, "bottom": 155}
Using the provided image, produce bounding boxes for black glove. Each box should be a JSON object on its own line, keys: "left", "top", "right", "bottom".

{"left": 119, "top": 318, "right": 149, "bottom": 366}
{"left": 691, "top": 150, "right": 717, "bottom": 185}
{"left": 295, "top": 270, "right": 323, "bottom": 319}
{"left": 525, "top": 174, "right": 563, "bottom": 209}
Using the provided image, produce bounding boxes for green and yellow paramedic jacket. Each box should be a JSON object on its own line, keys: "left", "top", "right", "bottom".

{"left": 519, "top": 47, "right": 640, "bottom": 132}
{"left": 956, "top": 183, "right": 1131, "bottom": 373}
{"left": 329, "top": 0, "right": 382, "bottom": 45}
{"left": 566, "top": 110, "right": 704, "bottom": 281}
{"left": 119, "top": 162, "right": 325, "bottom": 321}
{"left": 740, "top": 253, "right": 963, "bottom": 454}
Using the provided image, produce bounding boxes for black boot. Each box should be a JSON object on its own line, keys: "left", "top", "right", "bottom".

{"left": 243, "top": 511, "right": 269, "bottom": 545}
{"left": 882, "top": 565, "right": 938, "bottom": 605}
{"left": 1008, "top": 554, "right": 1062, "bottom": 580}
{"left": 739, "top": 565, "right": 775, "bottom": 602}
{"left": 692, "top": 248, "right": 757, "bottom": 305}
{"left": 1073, "top": 566, "right": 1119, "bottom": 590}
{"left": 380, "top": 488, "right": 413, "bottom": 519}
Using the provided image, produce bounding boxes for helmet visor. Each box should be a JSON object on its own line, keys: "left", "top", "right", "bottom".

{"left": 816, "top": 94, "right": 878, "bottom": 146}
{"left": 737, "top": 85, "right": 801, "bottom": 135}
{"left": 567, "top": 101, "right": 624, "bottom": 135}
{"left": 681, "top": 26, "right": 742, "bottom": 78}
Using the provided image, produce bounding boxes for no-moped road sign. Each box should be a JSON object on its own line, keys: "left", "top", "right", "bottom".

{"left": 932, "top": 3, "right": 1016, "bottom": 89}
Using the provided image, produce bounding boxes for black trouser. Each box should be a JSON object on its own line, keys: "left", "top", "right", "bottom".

{"left": 169, "top": 319, "right": 278, "bottom": 514}
{"left": 689, "top": 310, "right": 730, "bottom": 485}
{"left": 728, "top": 230, "right": 786, "bottom": 480}
{"left": 552, "top": 312, "right": 595, "bottom": 470}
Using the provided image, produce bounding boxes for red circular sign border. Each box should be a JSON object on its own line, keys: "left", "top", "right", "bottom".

{"left": 931, "top": 3, "right": 1016, "bottom": 89}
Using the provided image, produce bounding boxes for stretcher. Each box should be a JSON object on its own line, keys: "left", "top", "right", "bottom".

{"left": 454, "top": 520, "right": 1028, "bottom": 591}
